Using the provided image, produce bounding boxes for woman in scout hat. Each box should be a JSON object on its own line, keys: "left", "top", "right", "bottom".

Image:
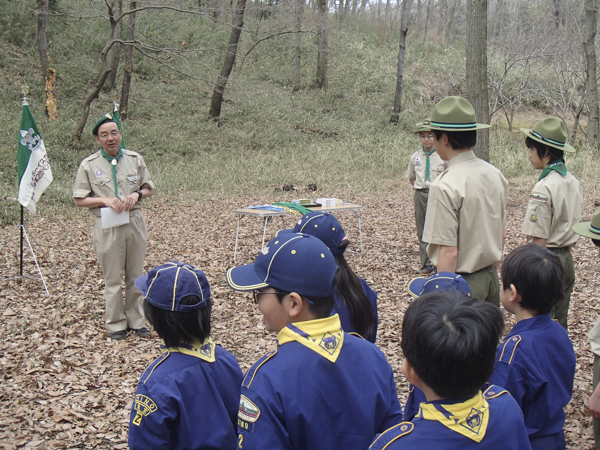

{"left": 520, "top": 117, "right": 583, "bottom": 331}
{"left": 421, "top": 96, "right": 507, "bottom": 305}
{"left": 406, "top": 119, "right": 447, "bottom": 274}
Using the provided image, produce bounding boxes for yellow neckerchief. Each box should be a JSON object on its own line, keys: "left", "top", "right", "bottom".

{"left": 277, "top": 314, "right": 344, "bottom": 363}
{"left": 161, "top": 337, "right": 216, "bottom": 363}
{"left": 417, "top": 390, "right": 489, "bottom": 442}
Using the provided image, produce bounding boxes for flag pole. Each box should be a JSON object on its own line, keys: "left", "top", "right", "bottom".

{"left": 20, "top": 205, "right": 24, "bottom": 277}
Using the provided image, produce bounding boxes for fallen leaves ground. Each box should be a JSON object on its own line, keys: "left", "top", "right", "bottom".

{"left": 1, "top": 184, "right": 599, "bottom": 449}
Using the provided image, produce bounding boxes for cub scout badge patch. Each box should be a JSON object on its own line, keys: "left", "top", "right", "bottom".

{"left": 132, "top": 394, "right": 158, "bottom": 426}
{"left": 462, "top": 408, "right": 484, "bottom": 434}
{"left": 319, "top": 332, "right": 340, "bottom": 355}
{"left": 239, "top": 395, "right": 260, "bottom": 423}
{"left": 95, "top": 170, "right": 104, "bottom": 177}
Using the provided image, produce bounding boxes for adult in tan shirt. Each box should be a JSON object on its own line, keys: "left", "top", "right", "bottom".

{"left": 406, "top": 119, "right": 447, "bottom": 274}
{"left": 422, "top": 97, "right": 507, "bottom": 305}
{"left": 73, "top": 114, "right": 154, "bottom": 340}
{"left": 520, "top": 117, "right": 583, "bottom": 330}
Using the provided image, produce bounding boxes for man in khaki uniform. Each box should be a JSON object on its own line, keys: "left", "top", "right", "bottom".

{"left": 520, "top": 117, "right": 583, "bottom": 330}
{"left": 73, "top": 113, "right": 154, "bottom": 340}
{"left": 406, "top": 119, "right": 447, "bottom": 274}
{"left": 423, "top": 96, "right": 508, "bottom": 305}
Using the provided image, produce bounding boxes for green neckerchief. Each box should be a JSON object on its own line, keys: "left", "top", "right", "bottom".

{"left": 100, "top": 148, "right": 124, "bottom": 198}
{"left": 423, "top": 147, "right": 436, "bottom": 182}
{"left": 539, "top": 160, "right": 567, "bottom": 181}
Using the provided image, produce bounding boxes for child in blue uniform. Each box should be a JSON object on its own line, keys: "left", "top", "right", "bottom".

{"left": 278, "top": 211, "right": 378, "bottom": 342}
{"left": 489, "top": 244, "right": 576, "bottom": 449}
{"left": 226, "top": 233, "right": 403, "bottom": 450}
{"left": 129, "top": 261, "right": 243, "bottom": 449}
{"left": 369, "top": 290, "right": 531, "bottom": 449}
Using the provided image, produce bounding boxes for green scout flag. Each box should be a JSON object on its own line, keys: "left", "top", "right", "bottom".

{"left": 18, "top": 100, "right": 53, "bottom": 214}
{"left": 113, "top": 102, "right": 125, "bottom": 149}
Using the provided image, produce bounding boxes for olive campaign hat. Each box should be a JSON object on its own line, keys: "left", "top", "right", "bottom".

{"left": 414, "top": 119, "right": 432, "bottom": 134}
{"left": 572, "top": 207, "right": 600, "bottom": 240}
{"left": 429, "top": 96, "right": 491, "bottom": 131}
{"left": 519, "top": 117, "right": 575, "bottom": 153}
{"left": 92, "top": 112, "right": 117, "bottom": 136}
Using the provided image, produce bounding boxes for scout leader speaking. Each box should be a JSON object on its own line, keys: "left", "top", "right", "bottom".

{"left": 73, "top": 113, "right": 154, "bottom": 340}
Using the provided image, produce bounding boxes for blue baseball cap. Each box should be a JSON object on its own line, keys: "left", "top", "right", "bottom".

{"left": 407, "top": 271, "right": 472, "bottom": 298}
{"left": 135, "top": 261, "right": 211, "bottom": 311}
{"left": 278, "top": 212, "right": 347, "bottom": 255}
{"left": 226, "top": 233, "right": 337, "bottom": 297}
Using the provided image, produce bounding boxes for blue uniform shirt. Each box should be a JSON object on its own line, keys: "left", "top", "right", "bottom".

{"left": 332, "top": 278, "right": 379, "bottom": 343}
{"left": 237, "top": 314, "right": 403, "bottom": 450}
{"left": 129, "top": 338, "right": 243, "bottom": 449}
{"left": 488, "top": 314, "right": 575, "bottom": 449}
{"left": 404, "top": 383, "right": 427, "bottom": 421}
{"left": 369, "top": 386, "right": 532, "bottom": 449}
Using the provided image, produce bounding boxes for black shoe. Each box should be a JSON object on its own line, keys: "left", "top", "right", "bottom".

{"left": 109, "top": 330, "right": 127, "bottom": 340}
{"left": 129, "top": 327, "right": 151, "bottom": 337}
{"left": 416, "top": 265, "right": 435, "bottom": 274}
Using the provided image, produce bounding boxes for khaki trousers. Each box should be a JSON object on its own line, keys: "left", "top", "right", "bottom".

{"left": 594, "top": 355, "right": 600, "bottom": 447}
{"left": 93, "top": 209, "right": 147, "bottom": 333}
{"left": 459, "top": 264, "right": 500, "bottom": 306}
{"left": 547, "top": 247, "right": 575, "bottom": 331}
{"left": 414, "top": 189, "right": 431, "bottom": 267}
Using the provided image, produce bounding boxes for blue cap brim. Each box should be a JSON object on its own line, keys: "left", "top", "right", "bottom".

{"left": 135, "top": 273, "right": 149, "bottom": 296}
{"left": 226, "top": 263, "right": 269, "bottom": 292}
{"left": 407, "top": 277, "right": 427, "bottom": 298}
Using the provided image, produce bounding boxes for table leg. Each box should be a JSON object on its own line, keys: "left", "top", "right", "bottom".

{"left": 354, "top": 210, "right": 363, "bottom": 252}
{"left": 234, "top": 215, "right": 242, "bottom": 263}
{"left": 261, "top": 217, "right": 269, "bottom": 251}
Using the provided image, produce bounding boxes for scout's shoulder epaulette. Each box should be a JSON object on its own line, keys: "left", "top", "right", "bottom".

{"left": 122, "top": 149, "right": 140, "bottom": 157}
{"left": 497, "top": 335, "right": 522, "bottom": 365}
{"left": 242, "top": 350, "right": 277, "bottom": 389}
{"left": 483, "top": 384, "right": 509, "bottom": 400}
{"left": 142, "top": 352, "right": 171, "bottom": 384}
{"left": 81, "top": 151, "right": 101, "bottom": 165}
{"left": 348, "top": 331, "right": 365, "bottom": 340}
{"left": 369, "top": 423, "right": 415, "bottom": 449}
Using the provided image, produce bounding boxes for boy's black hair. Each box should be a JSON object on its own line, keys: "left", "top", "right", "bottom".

{"left": 333, "top": 240, "right": 376, "bottom": 338}
{"left": 525, "top": 137, "right": 565, "bottom": 163}
{"left": 275, "top": 290, "right": 335, "bottom": 319}
{"left": 500, "top": 243, "right": 564, "bottom": 314}
{"left": 593, "top": 239, "right": 600, "bottom": 247}
{"left": 144, "top": 295, "right": 211, "bottom": 347}
{"left": 432, "top": 129, "right": 477, "bottom": 150}
{"left": 401, "top": 290, "right": 504, "bottom": 399}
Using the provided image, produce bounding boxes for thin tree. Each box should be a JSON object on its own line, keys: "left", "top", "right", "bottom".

{"left": 391, "top": 0, "right": 412, "bottom": 122}
{"left": 423, "top": 0, "right": 433, "bottom": 46}
{"left": 293, "top": 0, "right": 304, "bottom": 90}
{"left": 36, "top": 0, "right": 48, "bottom": 81}
{"left": 315, "top": 0, "right": 328, "bottom": 89}
{"left": 120, "top": 0, "right": 137, "bottom": 120}
{"left": 466, "top": 0, "right": 490, "bottom": 161}
{"left": 209, "top": 0, "right": 248, "bottom": 117}
{"left": 584, "top": 0, "right": 599, "bottom": 147}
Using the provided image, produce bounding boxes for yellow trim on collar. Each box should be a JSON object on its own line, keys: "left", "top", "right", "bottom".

{"left": 277, "top": 315, "right": 344, "bottom": 363}
{"left": 162, "top": 337, "right": 216, "bottom": 363}
{"left": 418, "top": 390, "right": 489, "bottom": 443}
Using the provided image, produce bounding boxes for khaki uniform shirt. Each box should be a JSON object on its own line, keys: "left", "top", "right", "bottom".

{"left": 73, "top": 149, "right": 154, "bottom": 216}
{"left": 406, "top": 148, "right": 446, "bottom": 189}
{"left": 423, "top": 150, "right": 508, "bottom": 274}
{"left": 521, "top": 171, "right": 582, "bottom": 248}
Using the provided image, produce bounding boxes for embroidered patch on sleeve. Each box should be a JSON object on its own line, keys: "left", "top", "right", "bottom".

{"left": 530, "top": 214, "right": 538, "bottom": 222}
{"left": 530, "top": 193, "right": 548, "bottom": 202}
{"left": 132, "top": 394, "right": 158, "bottom": 426}
{"left": 239, "top": 395, "right": 260, "bottom": 423}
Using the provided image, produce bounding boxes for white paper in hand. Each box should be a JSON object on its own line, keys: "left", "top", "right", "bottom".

{"left": 101, "top": 207, "right": 130, "bottom": 229}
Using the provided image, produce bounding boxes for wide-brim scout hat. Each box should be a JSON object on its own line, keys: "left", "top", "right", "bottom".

{"left": 519, "top": 117, "right": 575, "bottom": 153}
{"left": 226, "top": 233, "right": 338, "bottom": 297}
{"left": 92, "top": 113, "right": 117, "bottom": 136}
{"left": 414, "top": 119, "right": 432, "bottom": 134}
{"left": 277, "top": 212, "right": 347, "bottom": 256}
{"left": 429, "top": 96, "right": 491, "bottom": 131}
{"left": 407, "top": 271, "right": 472, "bottom": 298}
{"left": 572, "top": 207, "right": 600, "bottom": 240}
{"left": 135, "top": 261, "right": 211, "bottom": 311}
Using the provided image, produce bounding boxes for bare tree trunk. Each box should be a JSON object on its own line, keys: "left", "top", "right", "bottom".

{"left": 36, "top": 0, "right": 48, "bottom": 81}
{"left": 584, "top": 0, "right": 600, "bottom": 147}
{"left": 466, "top": 0, "right": 490, "bottom": 161}
{"left": 209, "top": 0, "right": 248, "bottom": 117}
{"left": 315, "top": 0, "right": 328, "bottom": 89}
{"left": 423, "top": 0, "right": 433, "bottom": 46}
{"left": 293, "top": 0, "right": 304, "bottom": 90}
{"left": 120, "top": 0, "right": 137, "bottom": 120}
{"left": 358, "top": 0, "right": 369, "bottom": 14}
{"left": 74, "top": 0, "right": 119, "bottom": 139}
{"left": 391, "top": 0, "right": 412, "bottom": 122}
{"left": 553, "top": 0, "right": 562, "bottom": 28}
{"left": 383, "top": 0, "right": 391, "bottom": 42}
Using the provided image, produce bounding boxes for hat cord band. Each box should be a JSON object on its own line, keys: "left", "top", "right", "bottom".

{"left": 591, "top": 224, "right": 600, "bottom": 235}
{"left": 430, "top": 121, "right": 477, "bottom": 129}
{"left": 531, "top": 130, "right": 565, "bottom": 147}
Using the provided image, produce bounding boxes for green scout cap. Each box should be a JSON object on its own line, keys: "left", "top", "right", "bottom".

{"left": 519, "top": 117, "right": 575, "bottom": 153}
{"left": 429, "top": 96, "right": 491, "bottom": 131}
{"left": 92, "top": 113, "right": 116, "bottom": 136}
{"left": 572, "top": 207, "right": 600, "bottom": 239}
{"left": 414, "top": 119, "right": 432, "bottom": 134}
